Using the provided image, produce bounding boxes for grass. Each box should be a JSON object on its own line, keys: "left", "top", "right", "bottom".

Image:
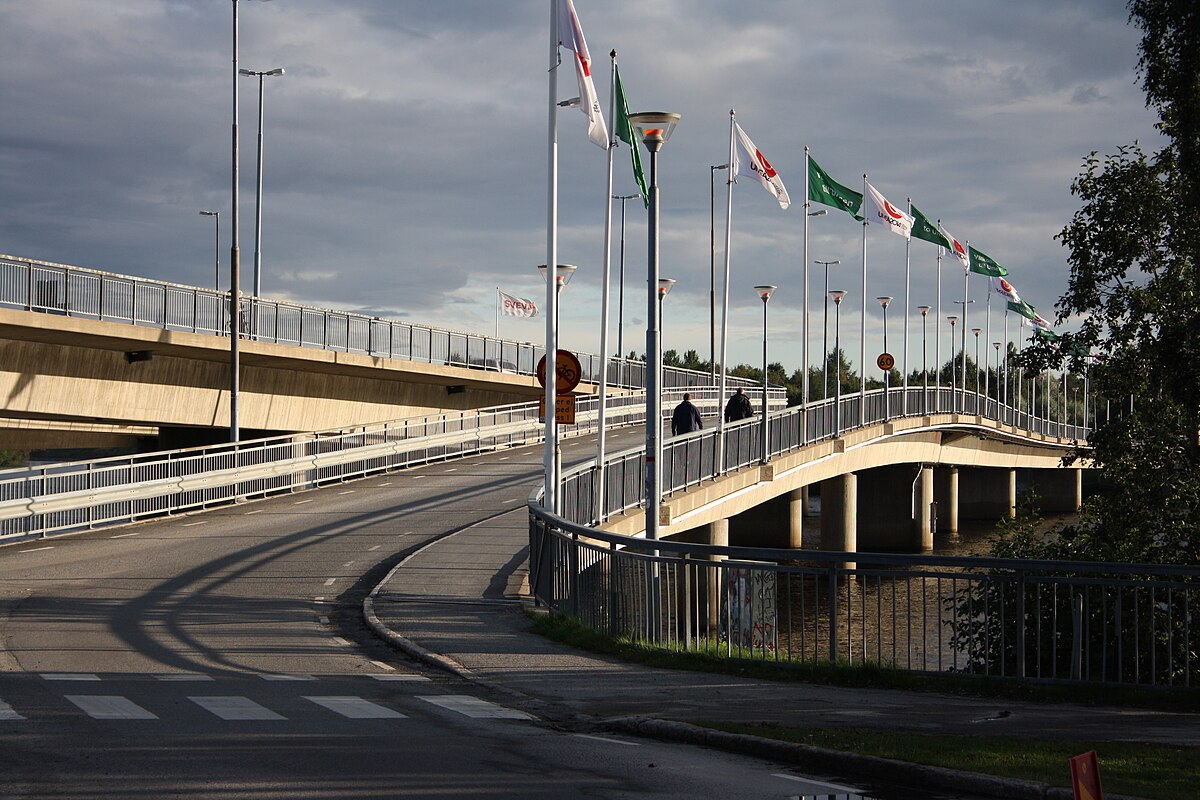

{"left": 528, "top": 611, "right": 1200, "bottom": 712}
{"left": 696, "top": 722, "right": 1199, "bottom": 800}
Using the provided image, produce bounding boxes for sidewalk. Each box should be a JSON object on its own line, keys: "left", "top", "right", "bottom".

{"left": 364, "top": 506, "right": 1200, "bottom": 798}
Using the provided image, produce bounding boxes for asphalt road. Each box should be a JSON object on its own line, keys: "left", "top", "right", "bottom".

{"left": 0, "top": 427, "right": 878, "bottom": 799}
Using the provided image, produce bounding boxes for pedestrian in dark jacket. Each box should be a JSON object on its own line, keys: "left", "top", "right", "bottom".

{"left": 724, "top": 387, "right": 754, "bottom": 422}
{"left": 671, "top": 393, "right": 703, "bottom": 435}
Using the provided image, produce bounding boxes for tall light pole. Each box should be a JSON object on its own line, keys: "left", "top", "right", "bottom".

{"left": 918, "top": 305, "right": 930, "bottom": 414}
{"left": 948, "top": 315, "right": 959, "bottom": 400}
{"left": 538, "top": 262, "right": 577, "bottom": 511}
{"left": 657, "top": 278, "right": 676, "bottom": 368}
{"left": 952, "top": 299, "right": 974, "bottom": 412}
{"left": 992, "top": 341, "right": 1002, "bottom": 417}
{"left": 815, "top": 258, "right": 840, "bottom": 401}
{"left": 239, "top": 66, "right": 284, "bottom": 312}
{"left": 831, "top": 290, "right": 848, "bottom": 436}
{"left": 613, "top": 193, "right": 637, "bottom": 385}
{"left": 628, "top": 110, "right": 681, "bottom": 546}
{"left": 755, "top": 285, "right": 776, "bottom": 463}
{"left": 709, "top": 164, "right": 727, "bottom": 381}
{"left": 200, "top": 211, "right": 220, "bottom": 291}
{"left": 877, "top": 295, "right": 892, "bottom": 420}
{"left": 972, "top": 328, "right": 982, "bottom": 403}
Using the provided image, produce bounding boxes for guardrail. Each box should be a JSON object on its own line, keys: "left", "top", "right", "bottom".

{"left": 0, "top": 253, "right": 754, "bottom": 391}
{"left": 0, "top": 385, "right": 785, "bottom": 544}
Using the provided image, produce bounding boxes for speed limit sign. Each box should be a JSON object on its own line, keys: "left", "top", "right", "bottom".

{"left": 877, "top": 352, "right": 894, "bottom": 371}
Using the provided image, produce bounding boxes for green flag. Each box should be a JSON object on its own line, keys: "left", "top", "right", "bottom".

{"left": 1007, "top": 299, "right": 1036, "bottom": 320}
{"left": 613, "top": 66, "right": 648, "bottom": 208}
{"left": 1035, "top": 327, "right": 1060, "bottom": 342}
{"left": 968, "top": 245, "right": 1008, "bottom": 277}
{"left": 807, "top": 157, "right": 863, "bottom": 220}
{"left": 910, "top": 204, "right": 950, "bottom": 249}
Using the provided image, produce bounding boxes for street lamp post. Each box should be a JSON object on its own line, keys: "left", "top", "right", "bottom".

{"left": 918, "top": 305, "right": 931, "bottom": 414}
{"left": 710, "top": 164, "right": 728, "bottom": 381}
{"left": 816, "top": 258, "right": 840, "bottom": 401}
{"left": 948, "top": 315, "right": 959, "bottom": 401}
{"left": 755, "top": 285, "right": 776, "bottom": 463}
{"left": 537, "top": 262, "right": 577, "bottom": 511}
{"left": 200, "top": 211, "right": 220, "bottom": 291}
{"left": 239, "top": 66, "right": 284, "bottom": 320}
{"left": 877, "top": 296, "right": 892, "bottom": 420}
{"left": 831, "top": 290, "right": 848, "bottom": 436}
{"left": 972, "top": 327, "right": 982, "bottom": 405}
{"left": 951, "top": 299, "right": 974, "bottom": 412}
{"left": 628, "top": 110, "right": 681, "bottom": 550}
{"left": 613, "top": 193, "right": 637, "bottom": 386}
{"left": 993, "top": 341, "right": 1002, "bottom": 418}
{"left": 657, "top": 278, "right": 676, "bottom": 370}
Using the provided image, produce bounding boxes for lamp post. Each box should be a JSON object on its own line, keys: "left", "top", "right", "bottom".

{"left": 755, "top": 285, "right": 776, "bottom": 463}
{"left": 613, "top": 193, "right": 637, "bottom": 385}
{"left": 628, "top": 110, "right": 681, "bottom": 549}
{"left": 948, "top": 315, "right": 959, "bottom": 400}
{"left": 816, "top": 258, "right": 840, "bottom": 401}
{"left": 239, "top": 66, "right": 284, "bottom": 314}
{"left": 831, "top": 290, "right": 848, "bottom": 436}
{"left": 200, "top": 211, "right": 220, "bottom": 291}
{"left": 709, "top": 164, "right": 727, "bottom": 381}
{"left": 657, "top": 278, "right": 675, "bottom": 371}
{"left": 877, "top": 296, "right": 892, "bottom": 420}
{"left": 918, "top": 305, "right": 930, "bottom": 413}
{"left": 993, "top": 341, "right": 1002, "bottom": 418}
{"left": 537, "top": 262, "right": 577, "bottom": 510}
{"left": 972, "top": 328, "right": 982, "bottom": 403}
{"left": 952, "top": 299, "right": 974, "bottom": 412}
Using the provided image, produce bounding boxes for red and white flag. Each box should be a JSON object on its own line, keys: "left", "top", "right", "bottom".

{"left": 733, "top": 123, "right": 790, "bottom": 209}
{"left": 991, "top": 276, "right": 1021, "bottom": 304}
{"left": 940, "top": 223, "right": 970, "bottom": 269}
{"left": 864, "top": 181, "right": 914, "bottom": 238}
{"left": 558, "top": 0, "right": 608, "bottom": 149}
{"left": 1032, "top": 312, "right": 1053, "bottom": 332}
{"left": 499, "top": 290, "right": 539, "bottom": 318}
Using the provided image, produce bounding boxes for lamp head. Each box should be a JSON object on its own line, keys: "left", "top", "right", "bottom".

{"left": 754, "top": 284, "right": 777, "bottom": 303}
{"left": 877, "top": 295, "right": 893, "bottom": 309}
{"left": 537, "top": 263, "right": 578, "bottom": 289}
{"left": 830, "top": 290, "right": 848, "bottom": 305}
{"left": 199, "top": 210, "right": 218, "bottom": 217}
{"left": 657, "top": 278, "right": 676, "bottom": 298}
{"left": 972, "top": 327, "right": 982, "bottom": 337}
{"left": 808, "top": 209, "right": 828, "bottom": 217}
{"left": 948, "top": 315, "right": 958, "bottom": 326}
{"left": 917, "top": 305, "right": 931, "bottom": 316}
{"left": 627, "top": 111, "right": 681, "bottom": 150}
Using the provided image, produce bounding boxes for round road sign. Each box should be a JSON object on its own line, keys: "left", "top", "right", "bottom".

{"left": 536, "top": 349, "right": 583, "bottom": 393}
{"left": 877, "top": 352, "right": 895, "bottom": 371}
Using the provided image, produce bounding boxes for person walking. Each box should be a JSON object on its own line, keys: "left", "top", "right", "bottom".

{"left": 724, "top": 387, "right": 754, "bottom": 423}
{"left": 671, "top": 393, "right": 703, "bottom": 435}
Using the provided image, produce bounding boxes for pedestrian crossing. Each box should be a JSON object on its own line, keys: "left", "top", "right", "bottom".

{"left": 0, "top": 673, "right": 534, "bottom": 725}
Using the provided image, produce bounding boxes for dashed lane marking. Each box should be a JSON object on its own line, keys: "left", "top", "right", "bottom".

{"left": 305, "top": 696, "right": 406, "bottom": 719}
{"left": 318, "top": 616, "right": 330, "bottom": 625}
{"left": 323, "top": 578, "right": 337, "bottom": 587}
{"left": 67, "top": 695, "right": 157, "bottom": 720}
{"left": 573, "top": 733, "right": 640, "bottom": 747}
{"left": 368, "top": 545, "right": 382, "bottom": 551}
{"left": 19, "top": 546, "right": 54, "bottom": 552}
{"left": 245, "top": 510, "right": 263, "bottom": 515}
{"left": 338, "top": 490, "right": 356, "bottom": 495}
{"left": 0, "top": 699, "right": 25, "bottom": 720}
{"left": 294, "top": 499, "right": 314, "bottom": 505}
{"left": 417, "top": 695, "right": 533, "bottom": 720}
{"left": 154, "top": 674, "right": 214, "bottom": 682}
{"left": 261, "top": 675, "right": 315, "bottom": 682}
{"left": 41, "top": 674, "right": 100, "bottom": 682}
{"left": 182, "top": 521, "right": 208, "bottom": 527}
{"left": 369, "top": 674, "right": 430, "bottom": 682}
{"left": 111, "top": 532, "right": 141, "bottom": 538}
{"left": 368, "top": 660, "right": 395, "bottom": 671}
{"left": 191, "top": 696, "right": 285, "bottom": 721}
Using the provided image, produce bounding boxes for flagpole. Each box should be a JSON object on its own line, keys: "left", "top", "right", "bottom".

{"left": 936, "top": 225, "right": 943, "bottom": 414}
{"left": 860, "top": 173, "right": 868, "bottom": 427}
{"left": 802, "top": 146, "right": 810, "bottom": 416}
{"left": 595, "top": 50, "right": 618, "bottom": 524}
{"left": 984, "top": 290, "right": 992, "bottom": 412}
{"left": 544, "top": 0, "right": 560, "bottom": 514}
{"left": 961, "top": 254, "right": 969, "bottom": 414}
{"left": 495, "top": 287, "right": 500, "bottom": 339}
{"left": 718, "top": 109, "right": 735, "bottom": 472}
{"left": 1003, "top": 305, "right": 1010, "bottom": 423}
{"left": 903, "top": 197, "right": 912, "bottom": 416}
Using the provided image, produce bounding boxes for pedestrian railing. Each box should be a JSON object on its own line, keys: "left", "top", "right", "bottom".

{"left": 0, "top": 253, "right": 752, "bottom": 391}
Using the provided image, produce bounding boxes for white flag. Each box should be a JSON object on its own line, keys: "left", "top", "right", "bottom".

{"left": 733, "top": 123, "right": 790, "bottom": 209}
{"left": 940, "top": 223, "right": 970, "bottom": 269}
{"left": 499, "top": 290, "right": 539, "bottom": 318}
{"left": 864, "top": 182, "right": 914, "bottom": 238}
{"left": 990, "top": 276, "right": 1021, "bottom": 304}
{"left": 558, "top": 0, "right": 608, "bottom": 149}
{"left": 1032, "top": 312, "right": 1053, "bottom": 332}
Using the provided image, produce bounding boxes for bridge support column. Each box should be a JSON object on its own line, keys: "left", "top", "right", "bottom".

{"left": 945, "top": 466, "right": 959, "bottom": 536}
{"left": 787, "top": 488, "right": 806, "bottom": 549}
{"left": 706, "top": 519, "right": 729, "bottom": 633}
{"left": 820, "top": 473, "right": 856, "bottom": 567}
{"left": 1024, "top": 466, "right": 1085, "bottom": 513}
{"left": 915, "top": 466, "right": 934, "bottom": 551}
{"left": 1007, "top": 468, "right": 1017, "bottom": 520}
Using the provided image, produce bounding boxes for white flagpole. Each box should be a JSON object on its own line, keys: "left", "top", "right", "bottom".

{"left": 802, "top": 146, "right": 810, "bottom": 415}
{"left": 961, "top": 254, "right": 969, "bottom": 413}
{"left": 717, "top": 109, "right": 736, "bottom": 472}
{"left": 984, "top": 289, "right": 992, "bottom": 409}
{"left": 1003, "top": 305, "right": 1010, "bottom": 422}
{"left": 903, "top": 198, "right": 912, "bottom": 415}
{"left": 860, "top": 173, "right": 868, "bottom": 426}
{"left": 936, "top": 224, "right": 943, "bottom": 413}
{"left": 595, "top": 50, "right": 618, "bottom": 523}
{"left": 544, "top": 0, "right": 560, "bottom": 514}
{"left": 495, "top": 286, "right": 500, "bottom": 339}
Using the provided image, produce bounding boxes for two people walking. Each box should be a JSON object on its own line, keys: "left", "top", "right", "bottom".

{"left": 671, "top": 388, "right": 755, "bottom": 436}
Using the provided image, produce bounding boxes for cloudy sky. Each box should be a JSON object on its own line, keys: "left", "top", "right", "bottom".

{"left": 0, "top": 1, "right": 1158, "bottom": 376}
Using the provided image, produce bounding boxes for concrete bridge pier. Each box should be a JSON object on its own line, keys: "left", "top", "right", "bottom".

{"left": 1025, "top": 467, "right": 1084, "bottom": 513}
{"left": 933, "top": 466, "right": 960, "bottom": 537}
{"left": 1007, "top": 468, "right": 1017, "bottom": 520}
{"left": 706, "top": 519, "right": 729, "bottom": 633}
{"left": 787, "top": 488, "right": 806, "bottom": 549}
{"left": 915, "top": 466, "right": 934, "bottom": 551}
{"left": 819, "top": 472, "right": 856, "bottom": 569}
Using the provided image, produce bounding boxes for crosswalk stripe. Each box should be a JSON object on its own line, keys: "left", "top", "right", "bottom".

{"left": 304, "top": 696, "right": 406, "bottom": 719}
{"left": 41, "top": 673, "right": 100, "bottom": 681}
{"left": 0, "top": 699, "right": 25, "bottom": 720}
{"left": 191, "top": 696, "right": 285, "bottom": 720}
{"left": 417, "top": 695, "right": 533, "bottom": 720}
{"left": 67, "top": 695, "right": 157, "bottom": 720}
{"left": 369, "top": 674, "right": 430, "bottom": 682}
{"left": 154, "top": 674, "right": 214, "bottom": 682}
{"left": 260, "top": 674, "right": 315, "bottom": 681}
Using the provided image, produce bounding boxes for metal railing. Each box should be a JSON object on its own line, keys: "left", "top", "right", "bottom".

{"left": 0, "top": 253, "right": 753, "bottom": 391}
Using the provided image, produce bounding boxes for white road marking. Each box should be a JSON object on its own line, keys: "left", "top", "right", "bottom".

{"left": 331, "top": 637, "right": 351, "bottom": 647}
{"left": 42, "top": 673, "right": 100, "bottom": 682}
{"left": 182, "top": 521, "right": 208, "bottom": 527}
{"left": 305, "top": 696, "right": 406, "bottom": 719}
{"left": 377, "top": 482, "right": 392, "bottom": 487}
{"left": 191, "top": 696, "right": 285, "bottom": 720}
{"left": 368, "top": 545, "right": 382, "bottom": 551}
{"left": 67, "top": 695, "right": 157, "bottom": 720}
{"left": 19, "top": 546, "right": 54, "bottom": 552}
{"left": 154, "top": 674, "right": 214, "bottom": 682}
{"left": 338, "top": 490, "right": 356, "bottom": 495}
{"left": 245, "top": 509, "right": 263, "bottom": 515}
{"left": 294, "top": 499, "right": 314, "bottom": 505}
{"left": 417, "top": 695, "right": 533, "bottom": 720}
{"left": 368, "top": 660, "right": 395, "bottom": 671}
{"left": 318, "top": 616, "right": 330, "bottom": 625}
{"left": 445, "top": 468, "right": 458, "bottom": 472}
{"left": 342, "top": 561, "right": 356, "bottom": 567}
{"left": 111, "top": 532, "right": 141, "bottom": 538}
{"left": 772, "top": 774, "right": 862, "bottom": 793}
{"left": 498, "top": 457, "right": 509, "bottom": 461}
{"left": 412, "top": 475, "right": 426, "bottom": 479}
{"left": 261, "top": 675, "right": 315, "bottom": 682}
{"left": 0, "top": 699, "right": 25, "bottom": 720}
{"left": 369, "top": 674, "right": 430, "bottom": 682}
{"left": 323, "top": 578, "right": 337, "bottom": 587}
{"left": 314, "top": 596, "right": 325, "bottom": 602}
{"left": 573, "top": 733, "right": 640, "bottom": 747}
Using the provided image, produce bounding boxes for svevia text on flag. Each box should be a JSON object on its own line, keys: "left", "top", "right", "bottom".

{"left": 613, "top": 65, "right": 648, "bottom": 207}
{"left": 733, "top": 123, "right": 790, "bottom": 209}
{"left": 808, "top": 157, "right": 863, "bottom": 220}
{"left": 558, "top": 0, "right": 608, "bottom": 149}
{"left": 499, "top": 290, "right": 539, "bottom": 318}
{"left": 864, "top": 181, "right": 914, "bottom": 238}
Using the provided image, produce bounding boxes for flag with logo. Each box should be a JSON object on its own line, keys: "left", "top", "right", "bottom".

{"left": 1032, "top": 312, "right": 1054, "bottom": 333}
{"left": 1008, "top": 299, "right": 1036, "bottom": 320}
{"left": 498, "top": 290, "right": 539, "bottom": 318}
{"left": 968, "top": 245, "right": 1008, "bottom": 277}
{"left": 910, "top": 204, "right": 950, "bottom": 249}
{"left": 991, "top": 276, "right": 1021, "bottom": 304}
{"left": 733, "top": 123, "right": 790, "bottom": 208}
{"left": 940, "top": 223, "right": 970, "bottom": 269}
{"left": 864, "top": 181, "right": 914, "bottom": 238}
{"left": 613, "top": 65, "right": 648, "bottom": 207}
{"left": 558, "top": 0, "right": 608, "bottom": 149}
{"left": 808, "top": 156, "right": 863, "bottom": 220}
